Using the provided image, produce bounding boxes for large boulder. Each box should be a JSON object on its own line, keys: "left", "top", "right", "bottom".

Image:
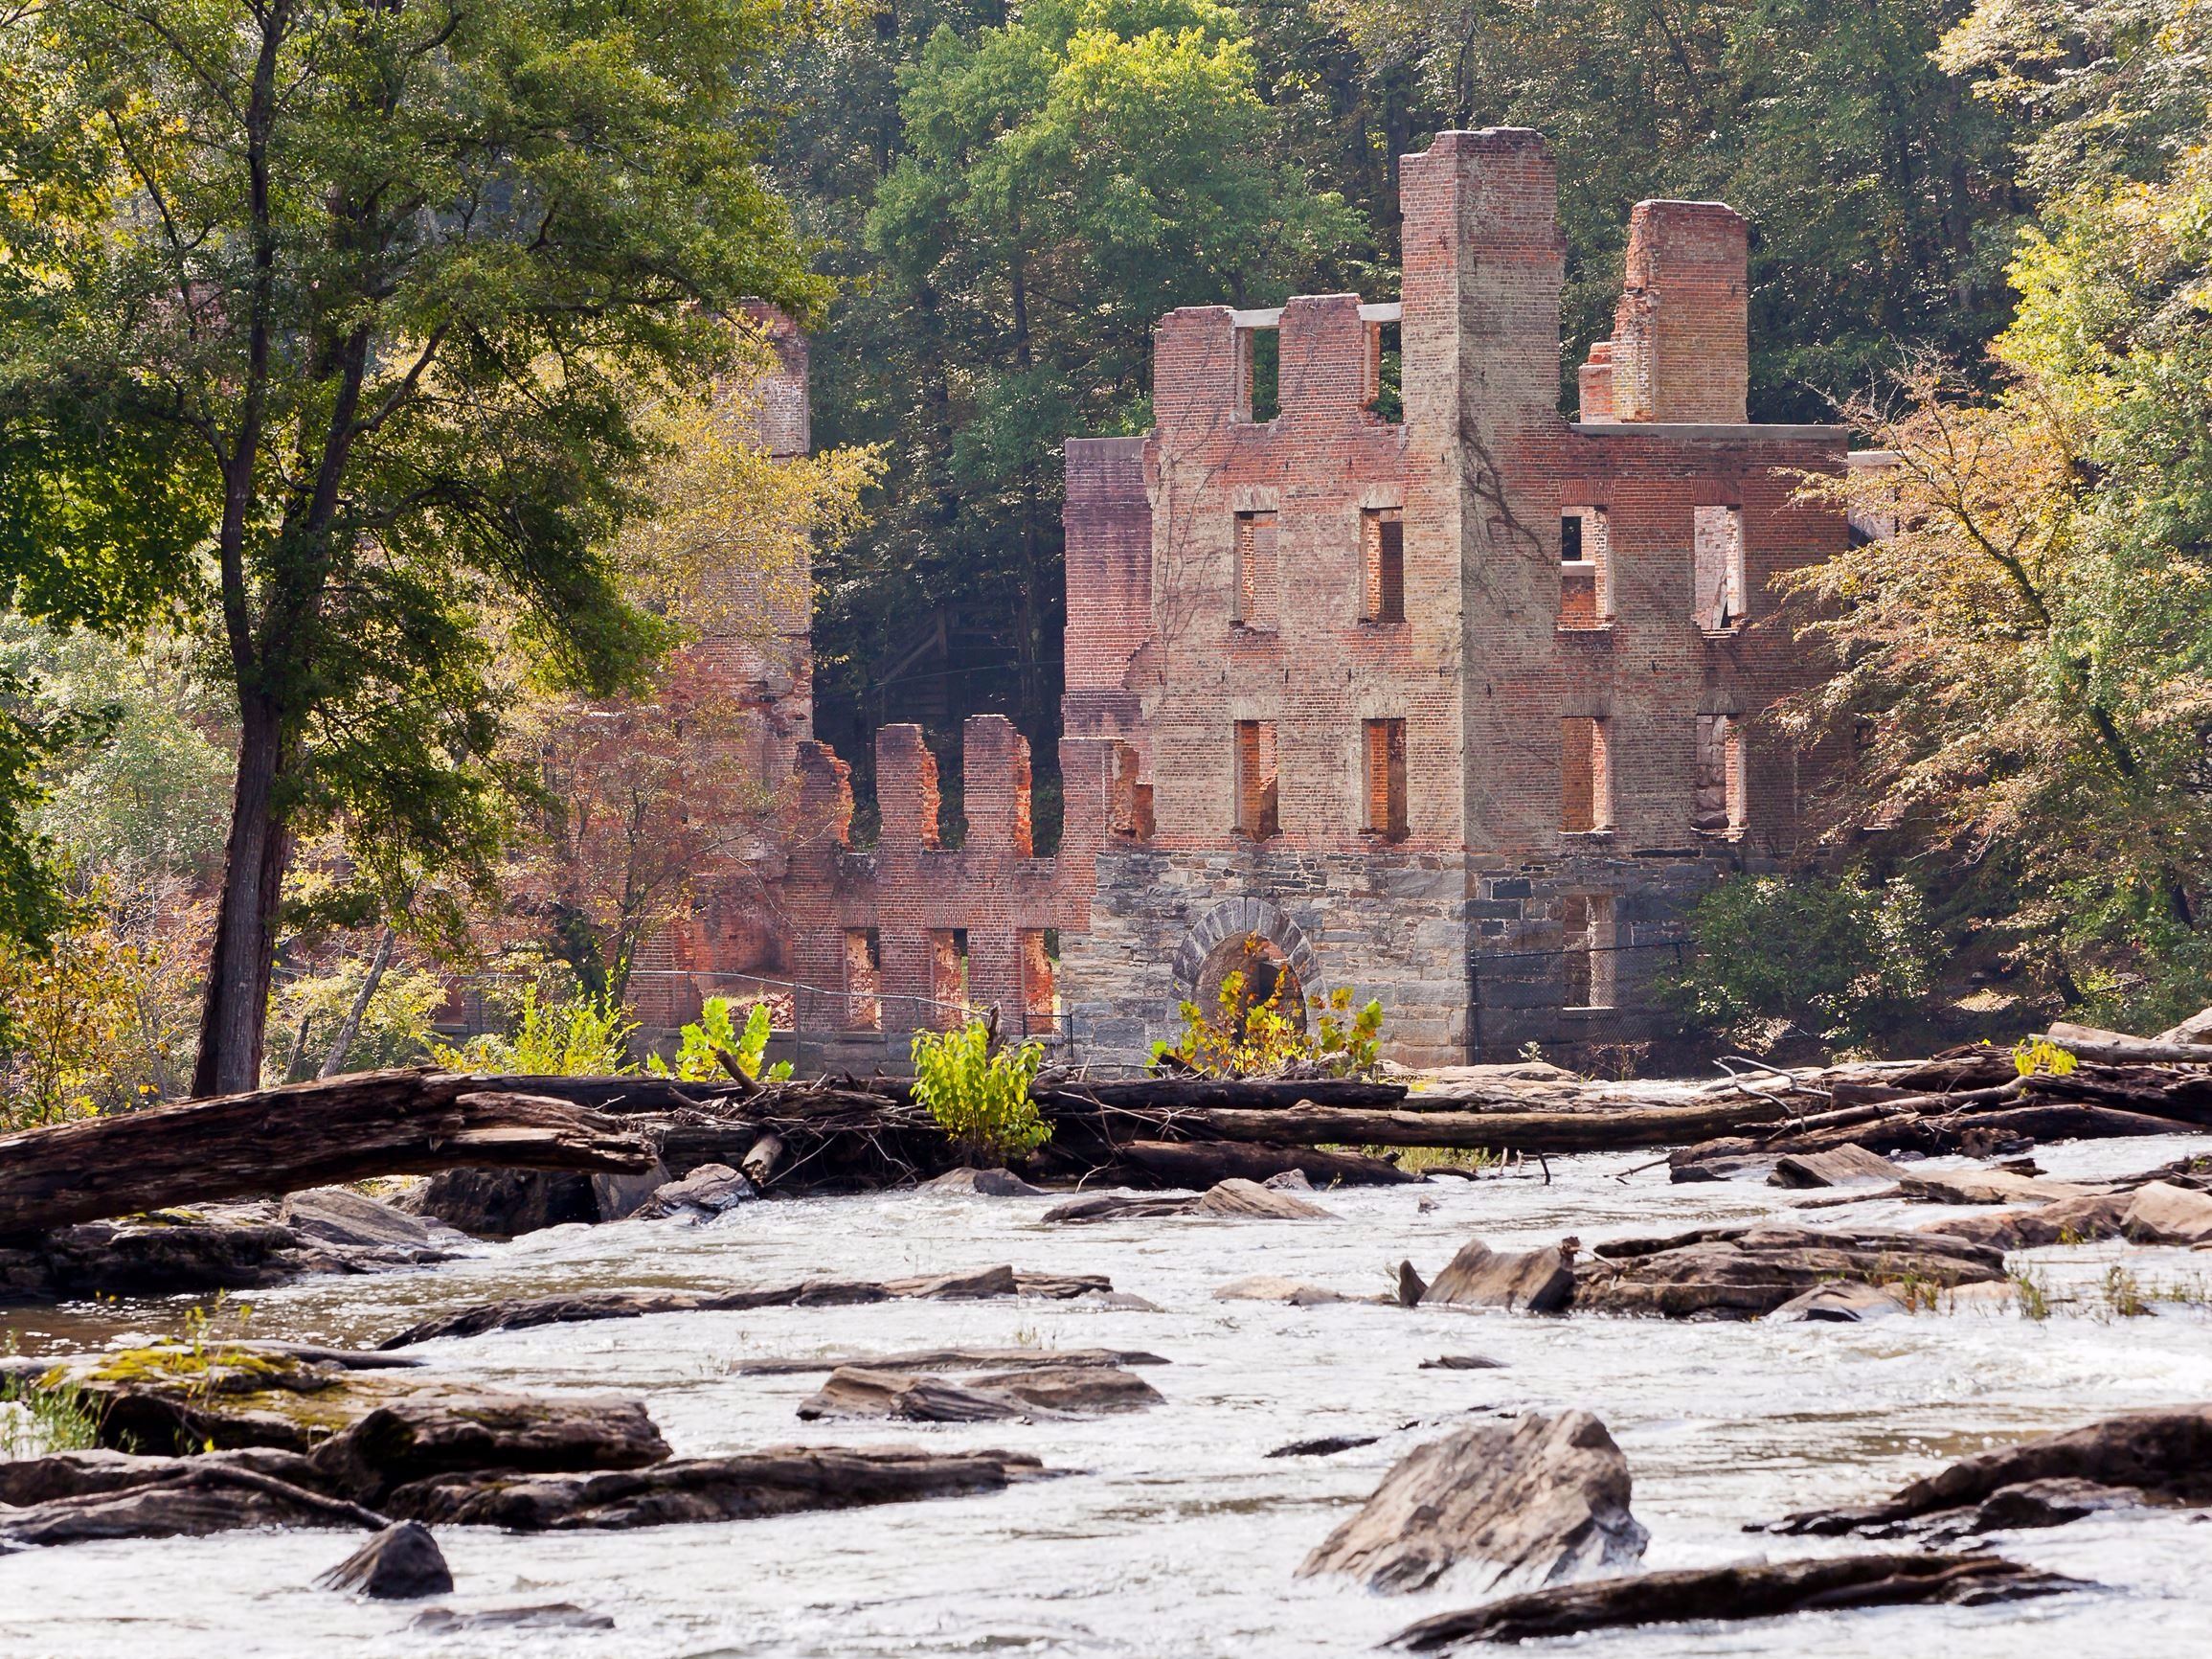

{"left": 279, "top": 1188, "right": 440, "bottom": 1253}
{"left": 0, "top": 1464, "right": 386, "bottom": 1547}
{"left": 925, "top": 1167, "right": 1047, "bottom": 1196}
{"left": 1188, "top": 1178, "right": 1337, "bottom": 1219}
{"left": 1298, "top": 1412, "right": 1648, "bottom": 1595}
{"left": 0, "top": 1447, "right": 319, "bottom": 1509}
{"left": 1767, "top": 1282, "right": 1909, "bottom": 1323}
{"left": 635, "top": 1163, "right": 758, "bottom": 1221}
{"left": 2120, "top": 1180, "right": 2212, "bottom": 1244}
{"left": 417, "top": 1169, "right": 598, "bottom": 1238}
{"left": 1421, "top": 1239, "right": 1574, "bottom": 1313}
{"left": 309, "top": 1394, "right": 670, "bottom": 1506}
{"left": 1769, "top": 1146, "right": 1902, "bottom": 1189}
{"left": 1573, "top": 1226, "right": 2004, "bottom": 1320}
{"left": 1766, "top": 1404, "right": 2212, "bottom": 1536}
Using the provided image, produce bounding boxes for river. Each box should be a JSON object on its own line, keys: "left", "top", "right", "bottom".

{"left": 4, "top": 1131, "right": 2210, "bottom": 1657}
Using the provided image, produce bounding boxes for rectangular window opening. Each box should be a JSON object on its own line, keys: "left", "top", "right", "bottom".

{"left": 1693, "top": 505, "right": 1746, "bottom": 631}
{"left": 1559, "top": 509, "right": 1613, "bottom": 627}
{"left": 843, "top": 928, "right": 881, "bottom": 1031}
{"left": 1561, "top": 716, "right": 1612, "bottom": 832}
{"left": 1366, "top": 320, "right": 1403, "bottom": 423}
{"left": 1364, "top": 717, "right": 1408, "bottom": 839}
{"left": 1233, "top": 510, "right": 1279, "bottom": 629}
{"left": 1361, "top": 509, "right": 1405, "bottom": 624}
{"left": 1241, "top": 326, "right": 1280, "bottom": 423}
{"left": 1695, "top": 715, "right": 1749, "bottom": 832}
{"left": 1018, "top": 929, "right": 1056, "bottom": 1031}
{"left": 927, "top": 928, "right": 967, "bottom": 1028}
{"left": 1562, "top": 893, "right": 1617, "bottom": 1009}
{"left": 1235, "top": 719, "right": 1280, "bottom": 840}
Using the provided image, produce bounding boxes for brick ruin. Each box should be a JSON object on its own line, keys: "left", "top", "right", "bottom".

{"left": 676, "top": 128, "right": 1851, "bottom": 1069}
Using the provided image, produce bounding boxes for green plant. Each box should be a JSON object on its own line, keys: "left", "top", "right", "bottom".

{"left": 2102, "top": 1264, "right": 2151, "bottom": 1318}
{"left": 649, "top": 997, "right": 793, "bottom": 1083}
{"left": 2009, "top": 1265, "right": 2052, "bottom": 1320}
{"left": 2012, "top": 1035, "right": 2078, "bottom": 1079}
{"left": 910, "top": 1019, "right": 1050, "bottom": 1166}
{"left": 1152, "top": 948, "right": 1386, "bottom": 1078}
{"left": 434, "top": 984, "right": 639, "bottom": 1076}
{"left": 0, "top": 1371, "right": 102, "bottom": 1460}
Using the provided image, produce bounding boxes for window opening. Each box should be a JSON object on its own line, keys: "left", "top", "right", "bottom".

{"left": 1693, "top": 505, "right": 1745, "bottom": 631}
{"left": 1241, "top": 327, "right": 1280, "bottom": 422}
{"left": 1361, "top": 509, "right": 1405, "bottom": 624}
{"left": 1561, "top": 514, "right": 1583, "bottom": 563}
{"left": 843, "top": 928, "right": 881, "bottom": 1031}
{"left": 1562, "top": 894, "right": 1617, "bottom": 1008}
{"left": 1234, "top": 510, "right": 1278, "bottom": 628}
{"left": 1364, "top": 718, "right": 1408, "bottom": 838}
{"left": 1235, "top": 719, "right": 1280, "bottom": 839}
{"left": 1018, "top": 929, "right": 1056, "bottom": 1032}
{"left": 1694, "top": 715, "right": 1749, "bottom": 832}
{"left": 1366, "top": 320, "right": 1403, "bottom": 423}
{"left": 1561, "top": 716, "right": 1612, "bottom": 831}
{"left": 1559, "top": 509, "right": 1613, "bottom": 626}
{"left": 927, "top": 929, "right": 966, "bottom": 1027}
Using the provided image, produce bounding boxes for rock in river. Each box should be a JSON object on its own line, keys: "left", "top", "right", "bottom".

{"left": 384, "top": 1445, "right": 1043, "bottom": 1530}
{"left": 1384, "top": 1553, "right": 2081, "bottom": 1650}
{"left": 797, "top": 1363, "right": 1163, "bottom": 1421}
{"left": 315, "top": 1520, "right": 454, "bottom": 1599}
{"left": 309, "top": 1394, "right": 671, "bottom": 1506}
{"left": 2120, "top": 1180, "right": 2212, "bottom": 1245}
{"left": 1420, "top": 1239, "right": 1575, "bottom": 1314}
{"left": 1298, "top": 1411, "right": 1648, "bottom": 1595}
{"left": 1573, "top": 1225, "right": 2004, "bottom": 1320}
{"left": 1765, "top": 1404, "right": 2212, "bottom": 1536}
{"left": 925, "top": 1167, "right": 1047, "bottom": 1196}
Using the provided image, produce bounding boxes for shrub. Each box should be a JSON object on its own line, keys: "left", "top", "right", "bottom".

{"left": 434, "top": 983, "right": 639, "bottom": 1075}
{"left": 1154, "top": 960, "right": 1385, "bottom": 1078}
{"left": 910, "top": 1019, "right": 1050, "bottom": 1166}
{"left": 1661, "top": 873, "right": 1934, "bottom": 1051}
{"left": 649, "top": 997, "right": 793, "bottom": 1082}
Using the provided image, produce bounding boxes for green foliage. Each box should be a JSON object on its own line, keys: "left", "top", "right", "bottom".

{"left": 0, "top": 1371, "right": 102, "bottom": 1461}
{"left": 910, "top": 1019, "right": 1051, "bottom": 1165}
{"left": 1154, "top": 953, "right": 1386, "bottom": 1077}
{"left": 1664, "top": 874, "right": 1936, "bottom": 1051}
{"left": 434, "top": 984, "right": 639, "bottom": 1077}
{"left": 0, "top": 882, "right": 176, "bottom": 1128}
{"left": 2012, "top": 1035, "right": 2078, "bottom": 1079}
{"left": 649, "top": 997, "right": 794, "bottom": 1083}
{"left": 0, "top": 0, "right": 826, "bottom": 1087}
{"left": 268, "top": 959, "right": 447, "bottom": 1082}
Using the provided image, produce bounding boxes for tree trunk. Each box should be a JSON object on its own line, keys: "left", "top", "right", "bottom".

{"left": 192, "top": 701, "right": 291, "bottom": 1097}
{"left": 320, "top": 924, "right": 396, "bottom": 1079}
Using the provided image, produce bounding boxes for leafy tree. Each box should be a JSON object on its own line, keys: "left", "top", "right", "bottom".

{"left": 792, "top": 0, "right": 1366, "bottom": 779}
{"left": 0, "top": 0, "right": 825, "bottom": 1093}
{"left": 1663, "top": 873, "right": 1935, "bottom": 1050}
{"left": 1778, "top": 143, "right": 2212, "bottom": 1025}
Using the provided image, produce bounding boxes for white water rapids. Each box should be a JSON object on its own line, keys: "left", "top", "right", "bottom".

{"left": 4, "top": 1131, "right": 2211, "bottom": 1658}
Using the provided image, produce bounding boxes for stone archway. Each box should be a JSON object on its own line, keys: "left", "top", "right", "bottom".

{"left": 1171, "top": 898, "right": 1320, "bottom": 1009}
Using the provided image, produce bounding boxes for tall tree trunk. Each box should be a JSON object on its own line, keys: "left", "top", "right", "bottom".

{"left": 191, "top": 701, "right": 290, "bottom": 1097}
{"left": 319, "top": 922, "right": 395, "bottom": 1079}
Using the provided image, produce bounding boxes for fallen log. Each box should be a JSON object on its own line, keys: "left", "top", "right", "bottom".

{"left": 0, "top": 1073, "right": 658, "bottom": 1238}
{"left": 1139, "top": 1099, "right": 1795, "bottom": 1153}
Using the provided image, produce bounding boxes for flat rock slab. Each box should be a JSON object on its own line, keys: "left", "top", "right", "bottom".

{"left": 1769, "top": 1146, "right": 1904, "bottom": 1189}
{"left": 637, "top": 1163, "right": 759, "bottom": 1219}
{"left": 2121, "top": 1180, "right": 2212, "bottom": 1244}
{"left": 0, "top": 1446, "right": 319, "bottom": 1509}
{"left": 924, "top": 1168, "right": 1047, "bottom": 1196}
{"left": 310, "top": 1394, "right": 671, "bottom": 1505}
{"left": 733, "top": 1346, "right": 1166, "bottom": 1376}
{"left": 0, "top": 1465, "right": 388, "bottom": 1548}
{"left": 1918, "top": 1193, "right": 2129, "bottom": 1250}
{"left": 1298, "top": 1411, "right": 1647, "bottom": 1596}
{"left": 1766, "top": 1404, "right": 2212, "bottom": 1536}
{"left": 1421, "top": 1240, "right": 1574, "bottom": 1313}
{"left": 1045, "top": 1178, "right": 1335, "bottom": 1224}
{"left": 385, "top": 1445, "right": 1043, "bottom": 1529}
{"left": 1574, "top": 1225, "right": 2005, "bottom": 1321}
{"left": 1899, "top": 1170, "right": 2099, "bottom": 1205}
{"left": 1384, "top": 1553, "right": 2081, "bottom": 1650}
{"left": 1213, "top": 1275, "right": 1366, "bottom": 1306}
{"left": 797, "top": 1364, "right": 1162, "bottom": 1421}
{"left": 379, "top": 1264, "right": 1106, "bottom": 1347}
{"left": 1767, "top": 1281, "right": 1910, "bottom": 1322}
{"left": 280, "top": 1189, "right": 443, "bottom": 1253}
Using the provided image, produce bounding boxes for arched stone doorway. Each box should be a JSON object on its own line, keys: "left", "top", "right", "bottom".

{"left": 1170, "top": 898, "right": 1320, "bottom": 1026}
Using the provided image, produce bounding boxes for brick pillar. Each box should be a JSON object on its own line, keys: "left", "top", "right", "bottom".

{"left": 873, "top": 725, "right": 940, "bottom": 1029}
{"left": 959, "top": 716, "right": 1029, "bottom": 1020}
{"left": 784, "top": 741, "right": 854, "bottom": 1032}
{"left": 1609, "top": 201, "right": 1748, "bottom": 424}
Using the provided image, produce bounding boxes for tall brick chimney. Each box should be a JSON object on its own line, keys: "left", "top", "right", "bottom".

{"left": 1606, "top": 201, "right": 1748, "bottom": 424}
